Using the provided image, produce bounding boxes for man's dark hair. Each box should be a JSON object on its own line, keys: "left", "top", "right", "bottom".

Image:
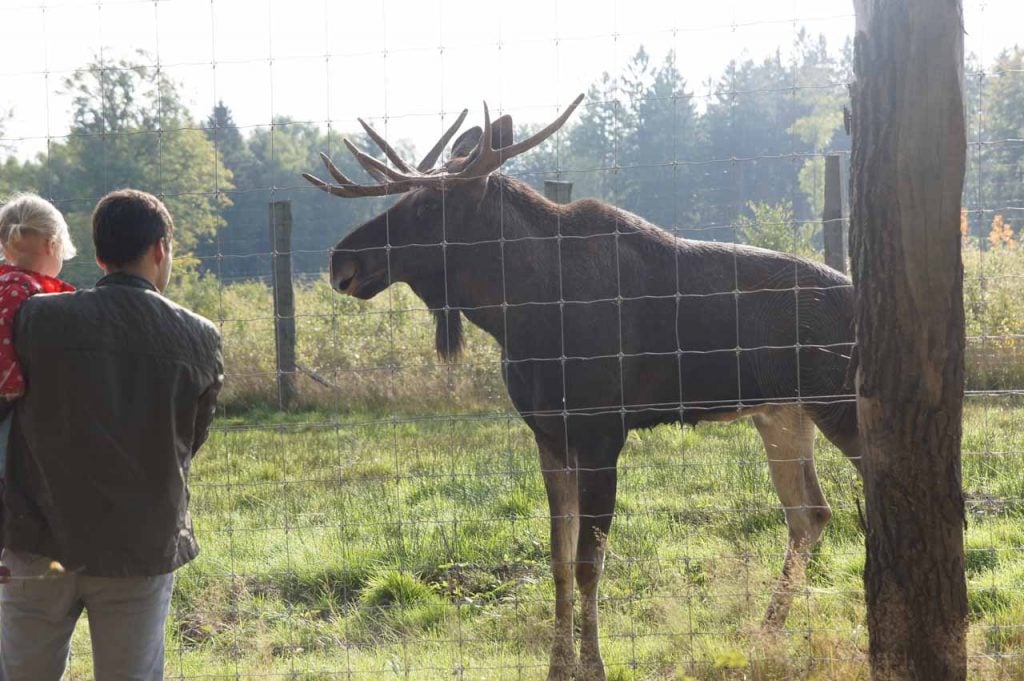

{"left": 92, "top": 189, "right": 174, "bottom": 268}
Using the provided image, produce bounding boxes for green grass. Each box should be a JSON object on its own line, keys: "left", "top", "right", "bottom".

{"left": 62, "top": 397, "right": 1024, "bottom": 680}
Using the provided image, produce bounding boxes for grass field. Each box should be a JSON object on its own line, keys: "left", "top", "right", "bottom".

{"left": 59, "top": 396, "right": 1024, "bottom": 680}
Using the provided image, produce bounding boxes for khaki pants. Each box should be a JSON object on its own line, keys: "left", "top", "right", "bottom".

{"left": 0, "top": 550, "right": 174, "bottom": 681}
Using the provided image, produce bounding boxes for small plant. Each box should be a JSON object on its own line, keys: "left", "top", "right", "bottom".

{"left": 965, "top": 546, "right": 1000, "bottom": 576}
{"left": 359, "top": 569, "right": 436, "bottom": 609}
{"left": 735, "top": 201, "right": 819, "bottom": 259}
{"left": 988, "top": 213, "right": 1017, "bottom": 250}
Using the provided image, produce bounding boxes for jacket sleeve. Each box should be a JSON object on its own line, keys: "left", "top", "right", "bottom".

{"left": 192, "top": 342, "right": 224, "bottom": 457}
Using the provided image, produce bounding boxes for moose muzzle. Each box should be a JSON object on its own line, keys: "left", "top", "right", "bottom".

{"left": 331, "top": 256, "right": 358, "bottom": 294}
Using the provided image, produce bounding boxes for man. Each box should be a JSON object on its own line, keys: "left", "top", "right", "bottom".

{"left": 0, "top": 189, "right": 223, "bottom": 680}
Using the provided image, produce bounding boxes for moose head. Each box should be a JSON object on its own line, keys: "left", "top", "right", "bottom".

{"left": 304, "top": 95, "right": 583, "bottom": 303}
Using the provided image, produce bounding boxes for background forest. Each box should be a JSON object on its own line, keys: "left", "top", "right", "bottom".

{"left": 1, "top": 32, "right": 1022, "bottom": 406}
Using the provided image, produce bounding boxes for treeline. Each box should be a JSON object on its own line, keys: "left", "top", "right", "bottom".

{"left": 0, "top": 35, "right": 1021, "bottom": 288}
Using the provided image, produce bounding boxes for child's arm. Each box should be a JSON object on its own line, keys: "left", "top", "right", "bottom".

{"left": 0, "top": 276, "right": 36, "bottom": 398}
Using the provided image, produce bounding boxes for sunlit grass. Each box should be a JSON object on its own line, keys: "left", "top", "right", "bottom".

{"left": 61, "top": 397, "right": 1024, "bottom": 679}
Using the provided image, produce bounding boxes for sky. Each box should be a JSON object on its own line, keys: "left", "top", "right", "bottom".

{"left": 1, "top": 0, "right": 1021, "bottom": 161}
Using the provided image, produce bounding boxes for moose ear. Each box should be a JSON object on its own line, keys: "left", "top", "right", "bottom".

{"left": 450, "top": 126, "right": 482, "bottom": 159}
{"left": 491, "top": 115, "right": 514, "bottom": 149}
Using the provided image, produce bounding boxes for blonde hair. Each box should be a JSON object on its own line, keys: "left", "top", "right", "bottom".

{"left": 0, "top": 193, "right": 77, "bottom": 261}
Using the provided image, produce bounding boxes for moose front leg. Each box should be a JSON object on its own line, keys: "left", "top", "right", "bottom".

{"left": 538, "top": 436, "right": 580, "bottom": 681}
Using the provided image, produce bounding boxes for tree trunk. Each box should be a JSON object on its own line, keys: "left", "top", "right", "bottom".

{"left": 849, "top": 0, "right": 968, "bottom": 679}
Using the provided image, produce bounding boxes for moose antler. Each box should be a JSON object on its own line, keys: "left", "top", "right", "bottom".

{"left": 302, "top": 94, "right": 584, "bottom": 198}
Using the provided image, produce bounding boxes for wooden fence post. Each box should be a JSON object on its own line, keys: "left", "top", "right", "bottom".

{"left": 270, "top": 200, "right": 297, "bottom": 409}
{"left": 544, "top": 180, "right": 573, "bottom": 205}
{"left": 822, "top": 154, "right": 847, "bottom": 274}
{"left": 850, "top": 0, "right": 967, "bottom": 678}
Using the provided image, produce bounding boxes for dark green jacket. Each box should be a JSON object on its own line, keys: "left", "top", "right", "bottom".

{"left": 1, "top": 273, "right": 222, "bottom": 576}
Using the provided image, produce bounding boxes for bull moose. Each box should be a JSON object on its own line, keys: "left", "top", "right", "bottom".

{"left": 304, "top": 95, "right": 862, "bottom": 681}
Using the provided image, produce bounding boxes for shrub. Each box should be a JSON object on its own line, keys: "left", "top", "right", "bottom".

{"left": 167, "top": 210, "right": 1024, "bottom": 413}
{"left": 963, "top": 215, "right": 1024, "bottom": 391}
{"left": 169, "top": 272, "right": 507, "bottom": 413}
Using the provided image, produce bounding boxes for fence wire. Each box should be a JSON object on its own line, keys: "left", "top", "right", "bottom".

{"left": 0, "top": 1, "right": 1022, "bottom": 679}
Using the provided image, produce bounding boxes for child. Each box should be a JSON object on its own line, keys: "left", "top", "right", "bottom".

{"left": 0, "top": 194, "right": 76, "bottom": 515}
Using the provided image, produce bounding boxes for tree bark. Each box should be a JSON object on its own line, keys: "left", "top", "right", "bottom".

{"left": 849, "top": 0, "right": 968, "bottom": 679}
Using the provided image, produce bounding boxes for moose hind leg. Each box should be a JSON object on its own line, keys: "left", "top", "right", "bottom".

{"left": 575, "top": 453, "right": 619, "bottom": 681}
{"left": 537, "top": 435, "right": 580, "bottom": 681}
{"left": 753, "top": 405, "right": 831, "bottom": 628}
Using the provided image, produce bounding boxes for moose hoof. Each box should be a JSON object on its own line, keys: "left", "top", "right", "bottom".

{"left": 547, "top": 647, "right": 578, "bottom": 681}
{"left": 546, "top": 663, "right": 577, "bottom": 681}
{"left": 578, "top": 660, "right": 607, "bottom": 681}
{"left": 762, "top": 597, "right": 793, "bottom": 630}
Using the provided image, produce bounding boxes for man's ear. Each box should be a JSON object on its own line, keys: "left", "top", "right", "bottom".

{"left": 152, "top": 238, "right": 169, "bottom": 265}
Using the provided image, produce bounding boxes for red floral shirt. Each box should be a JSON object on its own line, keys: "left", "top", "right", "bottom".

{"left": 0, "top": 265, "right": 75, "bottom": 396}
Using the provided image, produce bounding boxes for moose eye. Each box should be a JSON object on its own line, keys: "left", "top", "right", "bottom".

{"left": 415, "top": 200, "right": 440, "bottom": 219}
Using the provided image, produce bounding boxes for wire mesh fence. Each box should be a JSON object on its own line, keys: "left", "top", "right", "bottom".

{"left": 0, "top": 0, "right": 1022, "bottom": 679}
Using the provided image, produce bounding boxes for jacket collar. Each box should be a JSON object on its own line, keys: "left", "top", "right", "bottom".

{"left": 96, "top": 272, "right": 159, "bottom": 293}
